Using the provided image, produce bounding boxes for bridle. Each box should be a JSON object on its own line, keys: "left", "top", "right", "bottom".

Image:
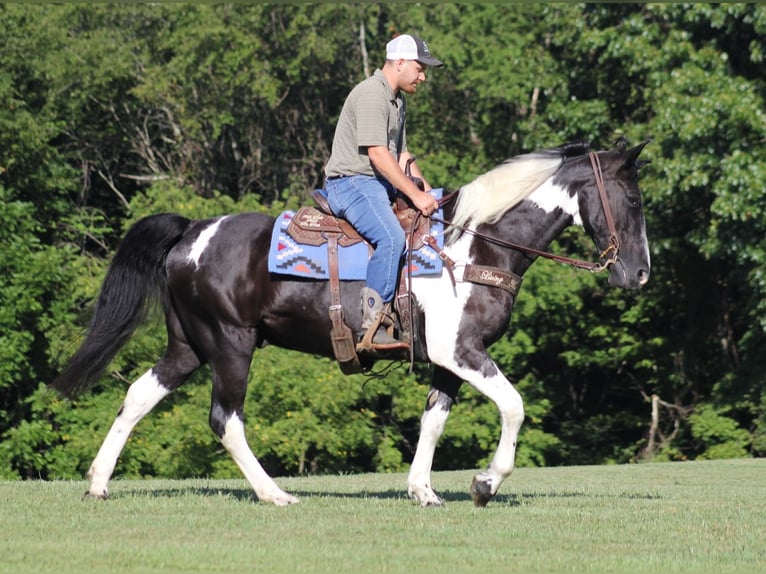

{"left": 589, "top": 151, "right": 620, "bottom": 272}
{"left": 426, "top": 150, "right": 621, "bottom": 275}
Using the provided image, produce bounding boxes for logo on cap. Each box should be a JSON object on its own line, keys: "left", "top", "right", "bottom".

{"left": 386, "top": 34, "right": 444, "bottom": 68}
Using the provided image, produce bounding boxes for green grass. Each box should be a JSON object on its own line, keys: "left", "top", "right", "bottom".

{"left": 1, "top": 459, "right": 764, "bottom": 573}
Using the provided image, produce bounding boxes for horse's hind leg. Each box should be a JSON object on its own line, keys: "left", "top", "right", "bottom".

{"left": 86, "top": 369, "right": 171, "bottom": 498}
{"left": 86, "top": 315, "right": 202, "bottom": 499}
{"left": 217, "top": 412, "right": 298, "bottom": 506}
{"left": 208, "top": 346, "right": 299, "bottom": 506}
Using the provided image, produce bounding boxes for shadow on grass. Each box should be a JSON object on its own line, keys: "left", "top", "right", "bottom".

{"left": 108, "top": 484, "right": 490, "bottom": 504}
{"left": 108, "top": 485, "right": 258, "bottom": 503}
{"left": 106, "top": 483, "right": 659, "bottom": 506}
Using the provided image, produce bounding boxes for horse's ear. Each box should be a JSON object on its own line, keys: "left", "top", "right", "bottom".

{"left": 623, "top": 139, "right": 651, "bottom": 170}
{"left": 636, "top": 159, "right": 652, "bottom": 170}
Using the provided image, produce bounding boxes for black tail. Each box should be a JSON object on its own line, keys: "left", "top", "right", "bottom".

{"left": 51, "top": 213, "right": 192, "bottom": 398}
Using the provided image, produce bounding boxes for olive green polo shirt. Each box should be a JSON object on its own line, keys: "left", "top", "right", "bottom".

{"left": 325, "top": 68, "right": 408, "bottom": 178}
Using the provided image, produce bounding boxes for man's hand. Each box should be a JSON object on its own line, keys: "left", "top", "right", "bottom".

{"left": 409, "top": 190, "right": 439, "bottom": 216}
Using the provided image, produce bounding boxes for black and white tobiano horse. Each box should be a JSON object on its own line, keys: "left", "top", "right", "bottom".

{"left": 52, "top": 139, "right": 650, "bottom": 507}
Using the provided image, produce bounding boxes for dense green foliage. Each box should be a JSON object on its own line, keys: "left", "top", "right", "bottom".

{"left": 1, "top": 4, "right": 764, "bottom": 480}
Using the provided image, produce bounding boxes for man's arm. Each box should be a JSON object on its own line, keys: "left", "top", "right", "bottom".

{"left": 367, "top": 146, "right": 438, "bottom": 216}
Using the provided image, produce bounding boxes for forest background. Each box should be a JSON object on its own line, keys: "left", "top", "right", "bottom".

{"left": 1, "top": 3, "right": 765, "bottom": 481}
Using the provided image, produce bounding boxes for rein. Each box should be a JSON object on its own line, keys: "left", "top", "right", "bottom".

{"left": 426, "top": 151, "right": 621, "bottom": 276}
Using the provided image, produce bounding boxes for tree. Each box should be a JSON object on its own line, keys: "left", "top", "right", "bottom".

{"left": 2, "top": 4, "right": 766, "bottom": 480}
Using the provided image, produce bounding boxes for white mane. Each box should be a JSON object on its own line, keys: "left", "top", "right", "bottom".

{"left": 449, "top": 152, "right": 564, "bottom": 234}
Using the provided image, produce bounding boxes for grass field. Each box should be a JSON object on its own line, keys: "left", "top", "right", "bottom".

{"left": 1, "top": 459, "right": 764, "bottom": 573}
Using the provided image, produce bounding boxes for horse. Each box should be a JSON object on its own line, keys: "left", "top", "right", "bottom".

{"left": 51, "top": 138, "right": 651, "bottom": 507}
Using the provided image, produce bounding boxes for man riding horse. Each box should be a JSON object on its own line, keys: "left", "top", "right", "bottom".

{"left": 323, "top": 33, "right": 443, "bottom": 349}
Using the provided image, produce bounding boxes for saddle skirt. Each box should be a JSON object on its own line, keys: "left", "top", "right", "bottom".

{"left": 267, "top": 188, "right": 445, "bottom": 280}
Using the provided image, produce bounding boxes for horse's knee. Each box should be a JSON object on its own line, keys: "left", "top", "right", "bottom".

{"left": 209, "top": 401, "right": 236, "bottom": 439}
{"left": 425, "top": 387, "right": 455, "bottom": 412}
{"left": 499, "top": 385, "right": 525, "bottom": 427}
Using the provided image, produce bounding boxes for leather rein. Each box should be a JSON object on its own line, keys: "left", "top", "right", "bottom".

{"left": 420, "top": 151, "right": 621, "bottom": 289}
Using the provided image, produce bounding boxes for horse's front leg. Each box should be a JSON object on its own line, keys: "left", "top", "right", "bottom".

{"left": 465, "top": 363, "right": 524, "bottom": 507}
{"left": 407, "top": 368, "right": 462, "bottom": 507}
{"left": 427, "top": 345, "right": 524, "bottom": 507}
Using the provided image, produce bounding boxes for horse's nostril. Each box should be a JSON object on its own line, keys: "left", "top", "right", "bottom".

{"left": 638, "top": 269, "right": 650, "bottom": 286}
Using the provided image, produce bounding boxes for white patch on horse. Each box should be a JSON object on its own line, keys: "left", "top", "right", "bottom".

{"left": 526, "top": 179, "right": 583, "bottom": 226}
{"left": 412, "top": 231, "right": 475, "bottom": 365}
{"left": 86, "top": 369, "right": 170, "bottom": 497}
{"left": 408, "top": 399, "right": 451, "bottom": 506}
{"left": 220, "top": 414, "right": 299, "bottom": 506}
{"left": 187, "top": 216, "right": 229, "bottom": 268}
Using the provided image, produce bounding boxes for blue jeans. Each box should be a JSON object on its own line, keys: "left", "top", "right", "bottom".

{"left": 325, "top": 176, "right": 405, "bottom": 302}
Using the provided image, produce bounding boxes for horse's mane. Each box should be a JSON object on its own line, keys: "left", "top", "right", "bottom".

{"left": 449, "top": 142, "right": 590, "bottom": 234}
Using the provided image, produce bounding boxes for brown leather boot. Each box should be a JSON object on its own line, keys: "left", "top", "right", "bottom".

{"left": 357, "top": 287, "right": 408, "bottom": 351}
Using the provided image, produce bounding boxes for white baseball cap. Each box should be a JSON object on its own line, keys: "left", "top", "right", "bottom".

{"left": 385, "top": 34, "right": 444, "bottom": 67}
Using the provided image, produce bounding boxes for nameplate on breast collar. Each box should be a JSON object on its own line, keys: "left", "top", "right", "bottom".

{"left": 461, "top": 264, "right": 522, "bottom": 297}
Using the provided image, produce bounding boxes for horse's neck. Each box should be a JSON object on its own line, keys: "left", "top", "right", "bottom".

{"left": 463, "top": 194, "right": 577, "bottom": 277}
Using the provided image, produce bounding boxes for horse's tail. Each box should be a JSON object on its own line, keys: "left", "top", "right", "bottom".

{"left": 51, "top": 213, "right": 192, "bottom": 398}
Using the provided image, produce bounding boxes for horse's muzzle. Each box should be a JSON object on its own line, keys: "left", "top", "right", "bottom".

{"left": 608, "top": 258, "right": 650, "bottom": 290}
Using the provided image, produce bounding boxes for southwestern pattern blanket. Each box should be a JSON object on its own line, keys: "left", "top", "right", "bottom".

{"left": 267, "top": 188, "right": 445, "bottom": 280}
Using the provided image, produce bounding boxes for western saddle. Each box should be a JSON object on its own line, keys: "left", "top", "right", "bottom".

{"left": 284, "top": 188, "right": 431, "bottom": 374}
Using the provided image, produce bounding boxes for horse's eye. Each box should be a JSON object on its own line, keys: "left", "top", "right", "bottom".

{"left": 626, "top": 196, "right": 640, "bottom": 208}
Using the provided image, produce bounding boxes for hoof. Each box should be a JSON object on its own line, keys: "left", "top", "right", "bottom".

{"left": 416, "top": 495, "right": 445, "bottom": 508}
{"left": 264, "top": 490, "right": 300, "bottom": 506}
{"left": 82, "top": 490, "right": 108, "bottom": 501}
{"left": 274, "top": 494, "right": 300, "bottom": 507}
{"left": 408, "top": 485, "right": 445, "bottom": 508}
{"left": 470, "top": 476, "right": 493, "bottom": 508}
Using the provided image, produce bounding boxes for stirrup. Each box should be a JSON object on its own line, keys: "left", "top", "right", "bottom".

{"left": 356, "top": 315, "right": 409, "bottom": 353}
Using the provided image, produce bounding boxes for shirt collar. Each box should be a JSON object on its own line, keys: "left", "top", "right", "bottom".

{"left": 374, "top": 68, "right": 402, "bottom": 106}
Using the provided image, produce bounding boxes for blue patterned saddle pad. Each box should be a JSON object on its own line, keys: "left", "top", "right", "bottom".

{"left": 267, "top": 188, "right": 445, "bottom": 280}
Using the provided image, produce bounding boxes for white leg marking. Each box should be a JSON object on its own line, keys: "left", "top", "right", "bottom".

{"left": 408, "top": 402, "right": 450, "bottom": 506}
{"left": 187, "top": 216, "right": 228, "bottom": 268}
{"left": 220, "top": 415, "right": 299, "bottom": 506}
{"left": 87, "top": 370, "right": 170, "bottom": 497}
{"left": 468, "top": 372, "right": 524, "bottom": 496}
